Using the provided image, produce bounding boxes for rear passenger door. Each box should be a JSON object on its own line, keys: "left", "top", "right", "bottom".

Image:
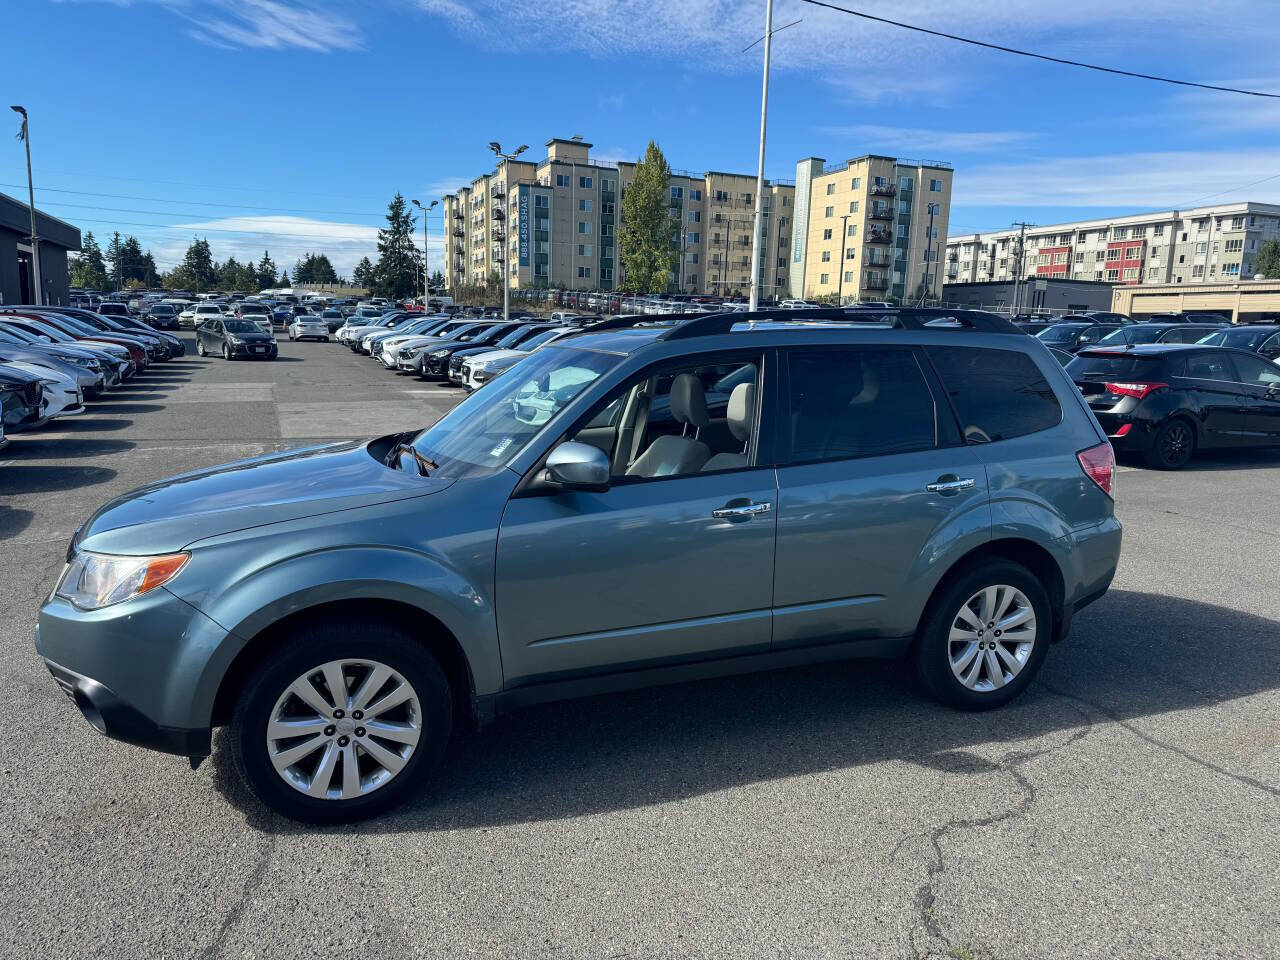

{"left": 1177, "top": 352, "right": 1251, "bottom": 446}
{"left": 772, "top": 347, "right": 990, "bottom": 648}
{"left": 1229, "top": 353, "right": 1280, "bottom": 443}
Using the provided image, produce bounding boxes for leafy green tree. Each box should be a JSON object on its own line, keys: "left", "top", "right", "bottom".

{"left": 372, "top": 193, "right": 423, "bottom": 299}
{"left": 619, "top": 141, "right": 680, "bottom": 293}
{"left": 70, "top": 231, "right": 110, "bottom": 289}
{"left": 1255, "top": 238, "right": 1280, "bottom": 278}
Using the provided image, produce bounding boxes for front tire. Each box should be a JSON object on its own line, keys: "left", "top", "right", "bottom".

{"left": 229, "top": 622, "right": 453, "bottom": 824}
{"left": 1144, "top": 418, "right": 1195, "bottom": 469}
{"left": 915, "top": 561, "right": 1050, "bottom": 711}
{"left": 196, "top": 340, "right": 206, "bottom": 357}
{"left": 223, "top": 344, "right": 232, "bottom": 361}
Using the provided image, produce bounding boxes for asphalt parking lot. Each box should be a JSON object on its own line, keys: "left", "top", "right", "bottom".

{"left": 1, "top": 334, "right": 1278, "bottom": 960}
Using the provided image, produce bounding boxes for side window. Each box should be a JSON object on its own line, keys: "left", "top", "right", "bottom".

{"left": 1231, "top": 354, "right": 1280, "bottom": 386}
{"left": 1184, "top": 353, "right": 1234, "bottom": 381}
{"left": 927, "top": 347, "right": 1062, "bottom": 444}
{"left": 1260, "top": 334, "right": 1280, "bottom": 360}
{"left": 570, "top": 356, "right": 762, "bottom": 479}
{"left": 784, "top": 349, "right": 936, "bottom": 463}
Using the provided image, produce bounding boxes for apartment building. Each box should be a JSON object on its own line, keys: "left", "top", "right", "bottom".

{"left": 946, "top": 202, "right": 1280, "bottom": 289}
{"left": 440, "top": 137, "right": 796, "bottom": 297}
{"left": 790, "top": 155, "right": 952, "bottom": 303}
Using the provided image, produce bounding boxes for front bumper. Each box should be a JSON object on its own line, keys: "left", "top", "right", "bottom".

{"left": 232, "top": 342, "right": 278, "bottom": 359}
{"left": 35, "top": 588, "right": 234, "bottom": 757}
{"left": 43, "top": 658, "right": 211, "bottom": 757}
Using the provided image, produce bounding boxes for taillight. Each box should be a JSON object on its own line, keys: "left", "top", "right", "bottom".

{"left": 1078, "top": 441, "right": 1116, "bottom": 497}
{"left": 1104, "top": 381, "right": 1167, "bottom": 399}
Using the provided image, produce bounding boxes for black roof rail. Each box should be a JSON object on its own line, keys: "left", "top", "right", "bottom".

{"left": 657, "top": 306, "right": 1024, "bottom": 340}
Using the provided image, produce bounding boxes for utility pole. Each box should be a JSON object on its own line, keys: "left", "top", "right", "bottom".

{"left": 12, "top": 107, "right": 43, "bottom": 305}
{"left": 837, "top": 214, "right": 850, "bottom": 305}
{"left": 1010, "top": 221, "right": 1032, "bottom": 315}
{"left": 489, "top": 142, "right": 529, "bottom": 321}
{"left": 919, "top": 202, "right": 939, "bottom": 305}
{"left": 747, "top": 0, "right": 774, "bottom": 311}
{"left": 412, "top": 198, "right": 438, "bottom": 308}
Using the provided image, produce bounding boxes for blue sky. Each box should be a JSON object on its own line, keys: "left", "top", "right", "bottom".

{"left": 5, "top": 0, "right": 1279, "bottom": 277}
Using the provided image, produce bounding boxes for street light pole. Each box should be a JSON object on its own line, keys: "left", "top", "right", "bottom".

{"left": 920, "top": 202, "right": 938, "bottom": 305}
{"left": 489, "top": 141, "right": 529, "bottom": 322}
{"left": 11, "top": 106, "right": 42, "bottom": 305}
{"left": 838, "top": 214, "right": 849, "bottom": 305}
{"left": 412, "top": 198, "right": 438, "bottom": 309}
{"left": 747, "top": 0, "right": 774, "bottom": 312}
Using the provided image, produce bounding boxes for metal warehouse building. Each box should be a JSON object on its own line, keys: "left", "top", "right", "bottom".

{"left": 0, "top": 191, "right": 80, "bottom": 306}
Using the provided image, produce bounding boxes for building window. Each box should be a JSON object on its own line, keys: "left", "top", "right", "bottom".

{"left": 1095, "top": 250, "right": 1106, "bottom": 262}
{"left": 826, "top": 182, "right": 835, "bottom": 195}
{"left": 556, "top": 174, "right": 570, "bottom": 187}
{"left": 1113, "top": 228, "right": 1128, "bottom": 240}
{"left": 577, "top": 266, "right": 591, "bottom": 278}
{"left": 1225, "top": 238, "right": 1244, "bottom": 252}
{"left": 1223, "top": 262, "right": 1241, "bottom": 276}
{"left": 534, "top": 195, "right": 549, "bottom": 208}
{"left": 849, "top": 177, "right": 861, "bottom": 190}
{"left": 579, "top": 199, "right": 592, "bottom": 212}
{"left": 1126, "top": 245, "right": 1142, "bottom": 258}
{"left": 819, "top": 273, "right": 829, "bottom": 285}
{"left": 579, "top": 176, "right": 593, "bottom": 189}
{"left": 671, "top": 186, "right": 683, "bottom": 200}
{"left": 847, "top": 224, "right": 857, "bottom": 237}
{"left": 600, "top": 267, "right": 613, "bottom": 281}
{"left": 690, "top": 189, "right": 702, "bottom": 201}
{"left": 1074, "top": 252, "right": 1084, "bottom": 263}
{"left": 1123, "top": 267, "right": 1139, "bottom": 280}
{"left": 686, "top": 252, "right": 699, "bottom": 264}
{"left": 688, "top": 210, "right": 701, "bottom": 223}
{"left": 821, "top": 251, "right": 831, "bottom": 262}
{"left": 823, "top": 228, "right": 833, "bottom": 240}
{"left": 578, "top": 221, "right": 592, "bottom": 235}
{"left": 1106, "top": 249, "right": 1121, "bottom": 261}
{"left": 600, "top": 178, "right": 613, "bottom": 191}
{"left": 688, "top": 232, "right": 700, "bottom": 244}
{"left": 577, "top": 243, "right": 592, "bottom": 257}
{"left": 929, "top": 179, "right": 943, "bottom": 192}
{"left": 843, "top": 271, "right": 854, "bottom": 283}
{"left": 825, "top": 206, "right": 834, "bottom": 217}
{"left": 846, "top": 248, "right": 856, "bottom": 260}
{"left": 1106, "top": 269, "right": 1119, "bottom": 281}
{"left": 715, "top": 190, "right": 729, "bottom": 202}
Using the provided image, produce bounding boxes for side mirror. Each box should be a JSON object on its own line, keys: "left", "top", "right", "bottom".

{"left": 544, "top": 441, "right": 610, "bottom": 491}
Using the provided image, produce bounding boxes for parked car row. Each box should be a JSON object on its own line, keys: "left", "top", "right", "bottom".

{"left": 0, "top": 304, "right": 184, "bottom": 441}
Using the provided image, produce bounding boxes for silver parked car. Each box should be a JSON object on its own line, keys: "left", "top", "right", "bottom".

{"left": 35, "top": 307, "right": 1121, "bottom": 823}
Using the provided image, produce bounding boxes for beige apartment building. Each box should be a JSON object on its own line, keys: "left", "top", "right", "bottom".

{"left": 790, "top": 155, "right": 952, "bottom": 303}
{"left": 946, "top": 202, "right": 1280, "bottom": 290}
{"left": 441, "top": 137, "right": 797, "bottom": 298}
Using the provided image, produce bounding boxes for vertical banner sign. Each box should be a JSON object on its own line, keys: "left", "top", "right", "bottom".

{"left": 519, "top": 185, "right": 531, "bottom": 268}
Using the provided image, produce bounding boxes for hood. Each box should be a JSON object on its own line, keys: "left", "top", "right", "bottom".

{"left": 397, "top": 335, "right": 456, "bottom": 352}
{"left": 225, "top": 329, "right": 275, "bottom": 341}
{"left": 75, "top": 440, "right": 455, "bottom": 555}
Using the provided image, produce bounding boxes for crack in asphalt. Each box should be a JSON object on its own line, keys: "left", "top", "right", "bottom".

{"left": 895, "top": 697, "right": 1095, "bottom": 958}
{"left": 1042, "top": 682, "right": 1280, "bottom": 800}
{"left": 196, "top": 815, "right": 278, "bottom": 960}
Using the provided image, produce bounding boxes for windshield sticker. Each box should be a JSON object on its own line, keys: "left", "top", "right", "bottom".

{"left": 489, "top": 437, "right": 515, "bottom": 458}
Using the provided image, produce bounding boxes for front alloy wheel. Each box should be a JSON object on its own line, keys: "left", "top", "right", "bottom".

{"left": 947, "top": 585, "right": 1036, "bottom": 692}
{"left": 267, "top": 659, "right": 421, "bottom": 801}
{"left": 230, "top": 623, "right": 452, "bottom": 823}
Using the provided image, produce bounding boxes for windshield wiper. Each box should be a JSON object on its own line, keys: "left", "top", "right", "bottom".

{"left": 384, "top": 441, "right": 437, "bottom": 476}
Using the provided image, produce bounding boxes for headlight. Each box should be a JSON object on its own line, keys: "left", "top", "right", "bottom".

{"left": 430, "top": 348, "right": 450, "bottom": 358}
{"left": 228, "top": 337, "right": 243, "bottom": 345}
{"left": 54, "top": 551, "right": 189, "bottom": 610}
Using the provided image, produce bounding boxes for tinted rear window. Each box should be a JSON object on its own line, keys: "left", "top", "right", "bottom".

{"left": 928, "top": 347, "right": 1062, "bottom": 444}
{"left": 1066, "top": 354, "right": 1169, "bottom": 380}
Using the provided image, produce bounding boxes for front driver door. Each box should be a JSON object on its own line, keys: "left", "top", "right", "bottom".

{"left": 495, "top": 352, "right": 776, "bottom": 688}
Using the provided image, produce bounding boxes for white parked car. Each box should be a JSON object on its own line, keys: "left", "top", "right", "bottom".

{"left": 3, "top": 362, "right": 84, "bottom": 420}
{"left": 287, "top": 316, "right": 331, "bottom": 342}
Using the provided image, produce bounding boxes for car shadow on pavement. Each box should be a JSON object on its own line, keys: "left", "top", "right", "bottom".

{"left": 1119, "top": 449, "right": 1280, "bottom": 473}
{"left": 208, "top": 589, "right": 1280, "bottom": 834}
{"left": 79, "top": 403, "right": 165, "bottom": 415}
{"left": 0, "top": 507, "right": 34, "bottom": 539}
{"left": 0, "top": 464, "right": 118, "bottom": 495}
{"left": 30, "top": 418, "right": 133, "bottom": 432}
{"left": 0, "top": 437, "right": 135, "bottom": 459}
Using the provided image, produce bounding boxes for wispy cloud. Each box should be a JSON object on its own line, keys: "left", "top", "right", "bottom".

{"left": 954, "top": 149, "right": 1280, "bottom": 210}
{"left": 816, "top": 124, "right": 1035, "bottom": 154}
{"left": 57, "top": 0, "right": 364, "bottom": 52}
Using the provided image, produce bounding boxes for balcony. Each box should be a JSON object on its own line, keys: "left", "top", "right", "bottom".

{"left": 491, "top": 183, "right": 505, "bottom": 197}
{"left": 492, "top": 227, "right": 506, "bottom": 241}
{"left": 871, "top": 182, "right": 897, "bottom": 197}
{"left": 869, "top": 206, "right": 895, "bottom": 221}
{"left": 452, "top": 209, "right": 464, "bottom": 220}
{"left": 452, "top": 227, "right": 465, "bottom": 238}
{"left": 866, "top": 226, "right": 892, "bottom": 244}
{"left": 865, "top": 252, "right": 890, "bottom": 267}
{"left": 863, "top": 276, "right": 889, "bottom": 291}
{"left": 491, "top": 207, "right": 506, "bottom": 221}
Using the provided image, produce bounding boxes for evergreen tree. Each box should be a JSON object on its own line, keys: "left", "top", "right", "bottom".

{"left": 70, "top": 231, "right": 110, "bottom": 290}
{"left": 139, "top": 250, "right": 158, "bottom": 287}
{"left": 372, "top": 193, "right": 422, "bottom": 299}
{"left": 352, "top": 257, "right": 375, "bottom": 290}
{"left": 429, "top": 269, "right": 444, "bottom": 292}
{"left": 279, "top": 269, "right": 290, "bottom": 286}
{"left": 179, "top": 236, "right": 217, "bottom": 292}
{"left": 106, "top": 232, "right": 126, "bottom": 290}
{"left": 619, "top": 141, "right": 680, "bottom": 293}
{"left": 257, "top": 251, "right": 277, "bottom": 290}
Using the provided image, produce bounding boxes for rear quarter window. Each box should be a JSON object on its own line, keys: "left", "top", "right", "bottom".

{"left": 1066, "top": 354, "right": 1170, "bottom": 380}
{"left": 927, "top": 346, "right": 1062, "bottom": 444}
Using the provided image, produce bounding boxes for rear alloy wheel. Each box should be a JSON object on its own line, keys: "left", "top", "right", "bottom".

{"left": 223, "top": 344, "right": 232, "bottom": 361}
{"left": 1145, "top": 418, "right": 1195, "bottom": 469}
{"left": 916, "top": 561, "right": 1050, "bottom": 710}
{"left": 231, "top": 624, "right": 452, "bottom": 823}
{"left": 196, "top": 340, "right": 206, "bottom": 357}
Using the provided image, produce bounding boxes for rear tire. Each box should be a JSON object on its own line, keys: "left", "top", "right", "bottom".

{"left": 915, "top": 561, "right": 1051, "bottom": 711}
{"left": 1144, "top": 418, "right": 1195, "bottom": 469}
{"left": 229, "top": 621, "right": 453, "bottom": 824}
{"left": 222, "top": 344, "right": 232, "bottom": 361}
{"left": 196, "top": 340, "right": 206, "bottom": 357}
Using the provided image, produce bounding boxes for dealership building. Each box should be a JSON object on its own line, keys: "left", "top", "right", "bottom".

{"left": 0, "top": 191, "right": 81, "bottom": 306}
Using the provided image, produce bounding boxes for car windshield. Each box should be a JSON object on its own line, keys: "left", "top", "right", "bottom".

{"left": 1198, "top": 327, "right": 1272, "bottom": 349}
{"left": 1036, "top": 324, "right": 1087, "bottom": 343}
{"left": 224, "top": 319, "right": 262, "bottom": 334}
{"left": 496, "top": 326, "right": 542, "bottom": 349}
{"left": 516, "top": 329, "right": 564, "bottom": 351}
{"left": 1100, "top": 325, "right": 1164, "bottom": 344}
{"left": 411, "top": 346, "right": 619, "bottom": 479}
{"left": 240, "top": 305, "right": 268, "bottom": 314}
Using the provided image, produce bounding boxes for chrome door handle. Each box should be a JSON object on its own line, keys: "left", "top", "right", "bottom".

{"left": 712, "top": 501, "right": 772, "bottom": 519}
{"left": 926, "top": 477, "right": 976, "bottom": 493}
